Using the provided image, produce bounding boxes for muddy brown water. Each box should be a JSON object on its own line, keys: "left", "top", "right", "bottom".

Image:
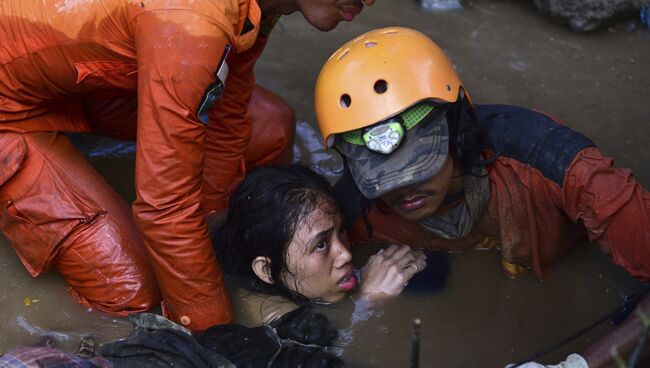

{"left": 1, "top": 1, "right": 649, "bottom": 366}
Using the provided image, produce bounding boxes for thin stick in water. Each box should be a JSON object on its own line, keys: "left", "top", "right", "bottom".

{"left": 411, "top": 318, "right": 421, "bottom": 368}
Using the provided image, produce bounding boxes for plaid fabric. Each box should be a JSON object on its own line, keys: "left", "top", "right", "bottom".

{"left": 0, "top": 347, "right": 112, "bottom": 368}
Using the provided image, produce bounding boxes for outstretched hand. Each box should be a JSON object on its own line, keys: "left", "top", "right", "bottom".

{"left": 359, "top": 244, "right": 427, "bottom": 301}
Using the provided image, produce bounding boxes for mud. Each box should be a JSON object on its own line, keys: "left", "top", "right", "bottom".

{"left": 1, "top": 0, "right": 649, "bottom": 366}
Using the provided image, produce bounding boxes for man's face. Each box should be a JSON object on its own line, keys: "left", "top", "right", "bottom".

{"left": 296, "top": 0, "right": 372, "bottom": 31}
{"left": 379, "top": 155, "right": 456, "bottom": 222}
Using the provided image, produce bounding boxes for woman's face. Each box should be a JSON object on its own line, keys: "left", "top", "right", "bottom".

{"left": 281, "top": 198, "right": 356, "bottom": 303}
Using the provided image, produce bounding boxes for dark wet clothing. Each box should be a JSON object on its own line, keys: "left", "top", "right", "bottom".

{"left": 340, "top": 104, "right": 650, "bottom": 280}
{"left": 0, "top": 313, "right": 344, "bottom": 368}
{"left": 101, "top": 314, "right": 234, "bottom": 368}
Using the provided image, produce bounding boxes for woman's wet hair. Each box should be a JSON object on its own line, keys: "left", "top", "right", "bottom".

{"left": 213, "top": 164, "right": 340, "bottom": 304}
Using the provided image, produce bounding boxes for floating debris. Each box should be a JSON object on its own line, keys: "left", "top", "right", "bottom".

{"left": 421, "top": 0, "right": 462, "bottom": 12}
{"left": 23, "top": 297, "right": 40, "bottom": 307}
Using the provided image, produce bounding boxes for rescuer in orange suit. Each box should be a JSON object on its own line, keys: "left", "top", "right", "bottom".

{"left": 0, "top": 0, "right": 374, "bottom": 331}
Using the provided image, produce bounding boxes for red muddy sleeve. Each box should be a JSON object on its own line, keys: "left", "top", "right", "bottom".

{"left": 202, "top": 35, "right": 269, "bottom": 213}
{"left": 563, "top": 147, "right": 650, "bottom": 281}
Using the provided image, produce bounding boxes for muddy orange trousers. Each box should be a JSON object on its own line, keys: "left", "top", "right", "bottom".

{"left": 0, "top": 85, "right": 295, "bottom": 315}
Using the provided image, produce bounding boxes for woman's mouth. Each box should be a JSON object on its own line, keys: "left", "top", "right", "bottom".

{"left": 338, "top": 270, "right": 357, "bottom": 291}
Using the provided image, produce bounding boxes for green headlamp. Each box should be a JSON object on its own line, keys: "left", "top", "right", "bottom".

{"left": 342, "top": 103, "right": 437, "bottom": 155}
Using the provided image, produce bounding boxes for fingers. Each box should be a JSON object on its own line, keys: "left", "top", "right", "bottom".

{"left": 394, "top": 251, "right": 416, "bottom": 270}
{"left": 381, "top": 245, "right": 426, "bottom": 267}
{"left": 381, "top": 244, "right": 415, "bottom": 259}
{"left": 412, "top": 249, "right": 427, "bottom": 263}
{"left": 379, "top": 244, "right": 400, "bottom": 258}
{"left": 403, "top": 259, "right": 427, "bottom": 279}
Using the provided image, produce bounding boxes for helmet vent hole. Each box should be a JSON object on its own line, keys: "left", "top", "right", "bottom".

{"left": 365, "top": 41, "right": 377, "bottom": 47}
{"left": 374, "top": 80, "right": 388, "bottom": 94}
{"left": 340, "top": 94, "right": 352, "bottom": 108}
{"left": 382, "top": 30, "right": 399, "bottom": 35}
{"left": 446, "top": 84, "right": 451, "bottom": 91}
{"left": 338, "top": 49, "right": 350, "bottom": 60}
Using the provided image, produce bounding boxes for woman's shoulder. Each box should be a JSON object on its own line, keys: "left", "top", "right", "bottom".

{"left": 233, "top": 288, "right": 300, "bottom": 326}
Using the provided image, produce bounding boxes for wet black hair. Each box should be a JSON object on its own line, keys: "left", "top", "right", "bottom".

{"left": 213, "top": 164, "right": 340, "bottom": 304}
{"left": 444, "top": 93, "right": 491, "bottom": 175}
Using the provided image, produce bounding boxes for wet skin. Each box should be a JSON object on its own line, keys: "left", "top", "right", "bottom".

{"left": 281, "top": 199, "right": 356, "bottom": 303}
{"left": 380, "top": 155, "right": 463, "bottom": 222}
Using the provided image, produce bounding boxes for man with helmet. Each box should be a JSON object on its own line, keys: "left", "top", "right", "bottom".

{"left": 0, "top": 0, "right": 375, "bottom": 332}
{"left": 316, "top": 27, "right": 650, "bottom": 367}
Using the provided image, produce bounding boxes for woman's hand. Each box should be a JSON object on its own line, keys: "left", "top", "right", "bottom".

{"left": 359, "top": 244, "right": 427, "bottom": 301}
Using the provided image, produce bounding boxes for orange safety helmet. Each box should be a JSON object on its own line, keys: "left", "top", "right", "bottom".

{"left": 315, "top": 27, "right": 469, "bottom": 148}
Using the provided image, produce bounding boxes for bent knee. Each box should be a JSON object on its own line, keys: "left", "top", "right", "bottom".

{"left": 67, "top": 269, "right": 161, "bottom": 316}
{"left": 88, "top": 280, "right": 161, "bottom": 315}
{"left": 58, "top": 214, "right": 161, "bottom": 315}
{"left": 251, "top": 85, "right": 296, "bottom": 123}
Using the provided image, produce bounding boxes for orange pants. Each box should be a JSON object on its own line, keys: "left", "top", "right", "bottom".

{"left": 0, "top": 85, "right": 294, "bottom": 315}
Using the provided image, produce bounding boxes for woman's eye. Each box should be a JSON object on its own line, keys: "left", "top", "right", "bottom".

{"left": 315, "top": 241, "right": 328, "bottom": 251}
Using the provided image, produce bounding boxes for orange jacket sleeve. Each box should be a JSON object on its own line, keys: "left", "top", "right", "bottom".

{"left": 131, "top": 9, "right": 233, "bottom": 330}
{"left": 202, "top": 35, "right": 270, "bottom": 212}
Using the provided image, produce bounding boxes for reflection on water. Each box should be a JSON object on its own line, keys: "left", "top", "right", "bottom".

{"left": 334, "top": 297, "right": 383, "bottom": 354}
{"left": 15, "top": 316, "right": 70, "bottom": 342}
{"left": 1, "top": 0, "right": 648, "bottom": 366}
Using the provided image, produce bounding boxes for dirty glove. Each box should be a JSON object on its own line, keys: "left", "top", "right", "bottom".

{"left": 507, "top": 354, "right": 589, "bottom": 368}
{"left": 272, "top": 305, "right": 338, "bottom": 346}
{"left": 198, "top": 323, "right": 344, "bottom": 368}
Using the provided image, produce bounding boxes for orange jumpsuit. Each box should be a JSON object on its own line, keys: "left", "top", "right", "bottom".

{"left": 0, "top": 0, "right": 294, "bottom": 331}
